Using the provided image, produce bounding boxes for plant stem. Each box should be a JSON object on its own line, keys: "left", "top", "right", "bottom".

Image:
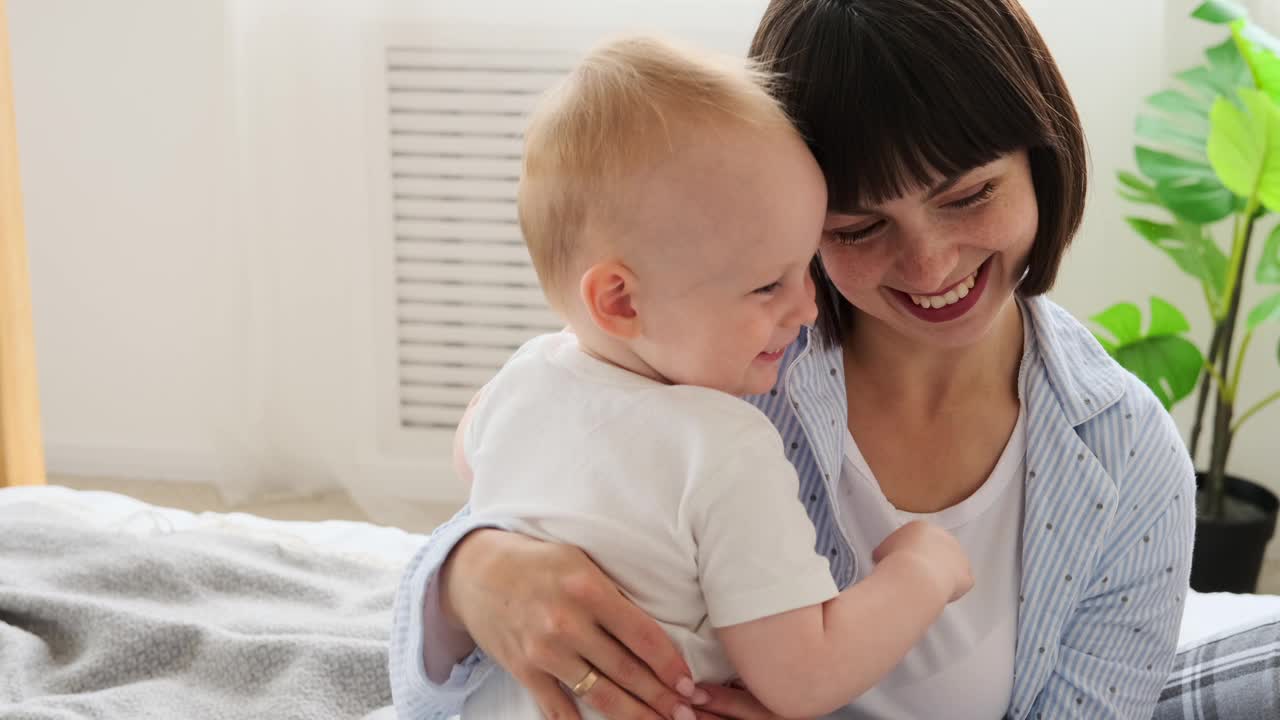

{"left": 1206, "top": 391, "right": 1234, "bottom": 519}
{"left": 1189, "top": 320, "right": 1227, "bottom": 464}
{"left": 1205, "top": 199, "right": 1258, "bottom": 519}
{"left": 1229, "top": 329, "right": 1254, "bottom": 399}
{"left": 1205, "top": 359, "right": 1231, "bottom": 394}
{"left": 1218, "top": 213, "right": 1242, "bottom": 323}
{"left": 1218, "top": 200, "right": 1257, "bottom": 329}
{"left": 1232, "top": 389, "right": 1280, "bottom": 433}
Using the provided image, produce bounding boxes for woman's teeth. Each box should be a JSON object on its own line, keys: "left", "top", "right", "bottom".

{"left": 909, "top": 271, "right": 978, "bottom": 309}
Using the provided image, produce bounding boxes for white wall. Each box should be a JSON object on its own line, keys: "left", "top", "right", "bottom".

{"left": 8, "top": 0, "right": 255, "bottom": 487}
{"left": 10, "top": 0, "right": 1280, "bottom": 503}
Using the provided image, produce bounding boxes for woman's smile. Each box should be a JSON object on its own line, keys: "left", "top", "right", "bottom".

{"left": 891, "top": 256, "right": 993, "bottom": 324}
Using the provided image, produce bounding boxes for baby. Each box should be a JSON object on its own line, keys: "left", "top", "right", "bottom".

{"left": 457, "top": 34, "right": 973, "bottom": 719}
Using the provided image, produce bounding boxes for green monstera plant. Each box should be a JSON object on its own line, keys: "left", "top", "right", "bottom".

{"left": 1093, "top": 1, "right": 1280, "bottom": 521}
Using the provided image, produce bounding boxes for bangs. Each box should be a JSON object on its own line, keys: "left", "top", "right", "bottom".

{"left": 770, "top": 2, "right": 1057, "bottom": 210}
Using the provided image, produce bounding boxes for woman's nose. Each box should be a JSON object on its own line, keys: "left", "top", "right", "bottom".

{"left": 896, "top": 232, "right": 959, "bottom": 294}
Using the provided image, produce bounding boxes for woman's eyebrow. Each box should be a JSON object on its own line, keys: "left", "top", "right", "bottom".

{"left": 833, "top": 168, "right": 985, "bottom": 216}
{"left": 923, "top": 171, "right": 972, "bottom": 200}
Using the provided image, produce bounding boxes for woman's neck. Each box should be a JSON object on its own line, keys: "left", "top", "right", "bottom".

{"left": 843, "top": 300, "right": 1025, "bottom": 417}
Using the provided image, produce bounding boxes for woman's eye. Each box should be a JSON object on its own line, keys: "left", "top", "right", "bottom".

{"left": 753, "top": 281, "right": 782, "bottom": 295}
{"left": 949, "top": 182, "right": 997, "bottom": 209}
{"left": 830, "top": 220, "right": 884, "bottom": 245}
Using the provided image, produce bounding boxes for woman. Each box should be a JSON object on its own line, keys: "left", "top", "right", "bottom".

{"left": 390, "top": 1, "right": 1197, "bottom": 718}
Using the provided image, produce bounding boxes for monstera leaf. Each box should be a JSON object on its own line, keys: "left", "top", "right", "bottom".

{"left": 1128, "top": 35, "right": 1248, "bottom": 224}
{"left": 1208, "top": 88, "right": 1280, "bottom": 213}
{"left": 1192, "top": 0, "right": 1249, "bottom": 25}
{"left": 1247, "top": 291, "right": 1280, "bottom": 331}
{"left": 1233, "top": 20, "right": 1280, "bottom": 103}
{"left": 1125, "top": 218, "right": 1228, "bottom": 304}
{"left": 1092, "top": 298, "right": 1205, "bottom": 409}
{"left": 1259, "top": 224, "right": 1280, "bottom": 284}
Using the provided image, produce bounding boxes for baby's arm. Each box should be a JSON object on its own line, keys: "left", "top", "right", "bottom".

{"left": 717, "top": 520, "right": 971, "bottom": 718}
{"left": 452, "top": 387, "right": 486, "bottom": 486}
{"left": 691, "top": 412, "right": 971, "bottom": 719}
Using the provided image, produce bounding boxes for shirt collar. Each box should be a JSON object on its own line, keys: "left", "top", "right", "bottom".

{"left": 1021, "top": 295, "right": 1127, "bottom": 427}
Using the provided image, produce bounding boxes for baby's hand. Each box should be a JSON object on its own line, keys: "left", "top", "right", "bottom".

{"left": 872, "top": 520, "right": 973, "bottom": 603}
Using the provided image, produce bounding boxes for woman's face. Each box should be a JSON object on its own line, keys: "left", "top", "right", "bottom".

{"left": 819, "top": 150, "right": 1038, "bottom": 350}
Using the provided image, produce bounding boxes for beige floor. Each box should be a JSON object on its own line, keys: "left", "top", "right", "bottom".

{"left": 51, "top": 475, "right": 1280, "bottom": 594}
{"left": 53, "top": 475, "right": 461, "bottom": 536}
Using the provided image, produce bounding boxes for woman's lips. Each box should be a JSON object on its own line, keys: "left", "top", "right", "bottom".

{"left": 893, "top": 258, "right": 992, "bottom": 324}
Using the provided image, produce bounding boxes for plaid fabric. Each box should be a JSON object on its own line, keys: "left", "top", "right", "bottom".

{"left": 1155, "top": 620, "right": 1280, "bottom": 720}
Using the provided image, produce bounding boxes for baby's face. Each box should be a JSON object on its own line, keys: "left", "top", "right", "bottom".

{"left": 624, "top": 123, "right": 827, "bottom": 396}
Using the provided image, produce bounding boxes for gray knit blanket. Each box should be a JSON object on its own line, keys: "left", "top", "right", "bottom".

{"left": 0, "top": 504, "right": 401, "bottom": 720}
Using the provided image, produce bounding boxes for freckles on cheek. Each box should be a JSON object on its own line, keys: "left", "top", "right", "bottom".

{"left": 985, "top": 196, "right": 1039, "bottom": 255}
{"left": 820, "top": 248, "right": 877, "bottom": 290}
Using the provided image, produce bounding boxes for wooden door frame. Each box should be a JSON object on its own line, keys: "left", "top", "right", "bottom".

{"left": 0, "top": 0, "right": 46, "bottom": 487}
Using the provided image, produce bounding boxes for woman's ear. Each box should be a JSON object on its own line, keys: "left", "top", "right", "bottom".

{"left": 580, "top": 260, "right": 641, "bottom": 340}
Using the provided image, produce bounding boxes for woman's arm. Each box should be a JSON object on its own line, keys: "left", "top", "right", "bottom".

{"left": 389, "top": 514, "right": 702, "bottom": 720}
{"left": 1026, "top": 493, "right": 1192, "bottom": 717}
{"left": 441, "top": 529, "right": 703, "bottom": 720}
{"left": 388, "top": 506, "right": 503, "bottom": 718}
{"left": 1024, "top": 407, "right": 1196, "bottom": 719}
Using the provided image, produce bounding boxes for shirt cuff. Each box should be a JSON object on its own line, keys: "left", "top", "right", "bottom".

{"left": 390, "top": 513, "right": 510, "bottom": 710}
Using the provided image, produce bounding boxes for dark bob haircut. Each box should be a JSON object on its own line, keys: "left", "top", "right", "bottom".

{"left": 748, "top": 0, "right": 1088, "bottom": 344}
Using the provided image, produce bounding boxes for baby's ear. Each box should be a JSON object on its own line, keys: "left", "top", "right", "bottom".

{"left": 580, "top": 260, "right": 641, "bottom": 340}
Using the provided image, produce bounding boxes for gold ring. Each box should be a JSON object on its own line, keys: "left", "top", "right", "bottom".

{"left": 571, "top": 668, "right": 601, "bottom": 697}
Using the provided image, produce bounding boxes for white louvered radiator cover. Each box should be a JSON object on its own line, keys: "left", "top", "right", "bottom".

{"left": 385, "top": 45, "right": 574, "bottom": 431}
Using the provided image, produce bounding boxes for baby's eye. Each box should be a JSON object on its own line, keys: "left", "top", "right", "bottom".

{"left": 753, "top": 281, "right": 782, "bottom": 295}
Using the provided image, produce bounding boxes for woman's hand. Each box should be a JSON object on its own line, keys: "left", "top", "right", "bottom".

{"left": 693, "top": 683, "right": 808, "bottom": 720}
{"left": 442, "top": 529, "right": 704, "bottom": 720}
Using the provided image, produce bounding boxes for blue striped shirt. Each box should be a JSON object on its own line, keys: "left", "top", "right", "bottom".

{"left": 389, "top": 295, "right": 1195, "bottom": 719}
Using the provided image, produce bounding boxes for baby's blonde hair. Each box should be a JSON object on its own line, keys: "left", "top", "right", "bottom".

{"left": 517, "top": 34, "right": 793, "bottom": 310}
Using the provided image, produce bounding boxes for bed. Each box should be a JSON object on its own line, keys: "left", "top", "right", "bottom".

{"left": 0, "top": 486, "right": 412, "bottom": 719}
{"left": 1, "top": 485, "right": 1278, "bottom": 719}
